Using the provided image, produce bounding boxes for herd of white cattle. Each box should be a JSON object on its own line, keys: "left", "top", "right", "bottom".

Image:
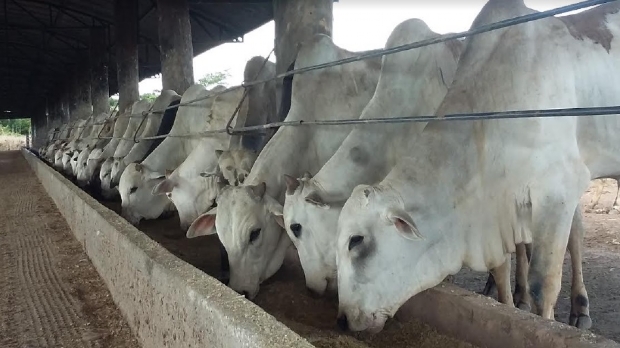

{"left": 36, "top": 0, "right": 620, "bottom": 335}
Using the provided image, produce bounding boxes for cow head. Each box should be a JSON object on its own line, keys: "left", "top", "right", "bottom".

{"left": 216, "top": 149, "right": 257, "bottom": 186}
{"left": 75, "top": 148, "right": 92, "bottom": 187}
{"left": 282, "top": 173, "right": 342, "bottom": 296}
{"left": 187, "top": 182, "right": 286, "bottom": 299}
{"left": 119, "top": 162, "right": 170, "bottom": 225}
{"left": 111, "top": 157, "right": 128, "bottom": 189}
{"left": 70, "top": 150, "right": 81, "bottom": 176}
{"left": 80, "top": 148, "right": 103, "bottom": 187}
{"left": 152, "top": 171, "right": 225, "bottom": 231}
{"left": 336, "top": 184, "right": 425, "bottom": 333}
{"left": 99, "top": 157, "right": 117, "bottom": 199}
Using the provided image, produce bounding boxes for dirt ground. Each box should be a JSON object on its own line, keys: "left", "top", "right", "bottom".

{"left": 0, "top": 151, "right": 140, "bottom": 348}
{"left": 0, "top": 135, "right": 25, "bottom": 151}
{"left": 454, "top": 179, "right": 620, "bottom": 342}
{"left": 101, "top": 200, "right": 475, "bottom": 348}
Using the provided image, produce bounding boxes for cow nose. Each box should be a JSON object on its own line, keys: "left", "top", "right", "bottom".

{"left": 337, "top": 314, "right": 349, "bottom": 331}
{"left": 237, "top": 173, "right": 246, "bottom": 184}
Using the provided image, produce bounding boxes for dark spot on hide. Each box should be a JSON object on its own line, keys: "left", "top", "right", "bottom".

{"left": 558, "top": 3, "right": 620, "bottom": 53}
{"left": 348, "top": 146, "right": 369, "bottom": 166}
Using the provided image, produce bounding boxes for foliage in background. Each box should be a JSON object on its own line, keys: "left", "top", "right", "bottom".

{"left": 108, "top": 71, "right": 230, "bottom": 109}
{"left": 0, "top": 119, "right": 31, "bottom": 135}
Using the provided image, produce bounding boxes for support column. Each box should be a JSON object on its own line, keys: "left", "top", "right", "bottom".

{"left": 156, "top": 0, "right": 194, "bottom": 94}
{"left": 273, "top": 0, "right": 333, "bottom": 118}
{"left": 115, "top": 0, "right": 140, "bottom": 114}
{"left": 90, "top": 27, "right": 110, "bottom": 115}
{"left": 71, "top": 63, "right": 92, "bottom": 121}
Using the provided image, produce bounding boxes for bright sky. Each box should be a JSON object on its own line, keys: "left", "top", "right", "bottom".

{"left": 137, "top": 0, "right": 586, "bottom": 94}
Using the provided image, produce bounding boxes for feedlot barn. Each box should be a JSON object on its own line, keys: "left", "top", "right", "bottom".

{"left": 2, "top": 0, "right": 620, "bottom": 347}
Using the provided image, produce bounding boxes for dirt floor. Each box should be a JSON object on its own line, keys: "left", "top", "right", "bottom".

{"left": 0, "top": 151, "right": 140, "bottom": 348}
{"left": 0, "top": 135, "right": 25, "bottom": 151}
{"left": 453, "top": 179, "right": 620, "bottom": 342}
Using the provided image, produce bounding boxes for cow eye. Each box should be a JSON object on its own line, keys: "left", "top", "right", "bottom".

{"left": 249, "top": 228, "right": 261, "bottom": 244}
{"left": 130, "top": 187, "right": 138, "bottom": 194}
{"left": 290, "top": 223, "right": 302, "bottom": 238}
{"left": 348, "top": 235, "right": 364, "bottom": 251}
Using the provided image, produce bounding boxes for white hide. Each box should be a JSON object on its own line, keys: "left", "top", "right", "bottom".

{"left": 149, "top": 87, "right": 247, "bottom": 229}
{"left": 282, "top": 18, "right": 462, "bottom": 295}
{"left": 186, "top": 34, "right": 382, "bottom": 299}
{"left": 335, "top": 0, "right": 620, "bottom": 332}
{"left": 111, "top": 90, "right": 182, "bottom": 189}
{"left": 118, "top": 84, "right": 227, "bottom": 225}
{"left": 100, "top": 100, "right": 152, "bottom": 196}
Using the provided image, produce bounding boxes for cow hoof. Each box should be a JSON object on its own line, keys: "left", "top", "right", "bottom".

{"left": 570, "top": 314, "right": 592, "bottom": 330}
{"left": 516, "top": 301, "right": 531, "bottom": 313}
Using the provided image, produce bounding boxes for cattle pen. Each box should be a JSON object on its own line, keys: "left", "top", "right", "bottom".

{"left": 4, "top": 0, "right": 620, "bottom": 347}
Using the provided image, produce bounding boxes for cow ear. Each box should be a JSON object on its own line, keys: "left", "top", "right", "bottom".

{"left": 283, "top": 174, "right": 300, "bottom": 195}
{"left": 134, "top": 163, "right": 143, "bottom": 173}
{"left": 267, "top": 199, "right": 285, "bottom": 229}
{"left": 249, "top": 182, "right": 266, "bottom": 199}
{"left": 387, "top": 208, "right": 423, "bottom": 240}
{"left": 152, "top": 178, "right": 176, "bottom": 195}
{"left": 186, "top": 208, "right": 217, "bottom": 238}
{"left": 215, "top": 150, "right": 224, "bottom": 159}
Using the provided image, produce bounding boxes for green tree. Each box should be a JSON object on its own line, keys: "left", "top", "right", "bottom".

{"left": 140, "top": 90, "right": 160, "bottom": 102}
{"left": 109, "top": 97, "right": 119, "bottom": 110}
{"left": 0, "top": 118, "right": 31, "bottom": 135}
{"left": 198, "top": 71, "right": 230, "bottom": 89}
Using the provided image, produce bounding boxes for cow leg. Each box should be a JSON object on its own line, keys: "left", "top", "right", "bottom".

{"left": 218, "top": 238, "right": 230, "bottom": 285}
{"left": 567, "top": 206, "right": 592, "bottom": 329}
{"left": 612, "top": 179, "right": 620, "bottom": 212}
{"left": 528, "top": 202, "right": 573, "bottom": 320}
{"left": 513, "top": 243, "right": 532, "bottom": 312}
{"left": 481, "top": 273, "right": 497, "bottom": 296}
{"left": 586, "top": 179, "right": 603, "bottom": 211}
{"left": 490, "top": 255, "right": 513, "bottom": 306}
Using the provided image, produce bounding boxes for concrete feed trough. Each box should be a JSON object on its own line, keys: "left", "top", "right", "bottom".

{"left": 23, "top": 149, "right": 620, "bottom": 348}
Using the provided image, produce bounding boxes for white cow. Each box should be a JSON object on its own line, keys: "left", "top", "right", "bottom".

{"left": 238, "top": 56, "right": 278, "bottom": 152}
{"left": 144, "top": 86, "right": 247, "bottom": 229}
{"left": 75, "top": 112, "right": 117, "bottom": 187}
{"left": 110, "top": 90, "right": 181, "bottom": 190}
{"left": 215, "top": 149, "right": 258, "bottom": 186}
{"left": 281, "top": 18, "right": 462, "bottom": 296}
{"left": 118, "top": 84, "right": 227, "bottom": 225}
{"left": 70, "top": 112, "right": 115, "bottom": 177}
{"left": 335, "top": 0, "right": 620, "bottom": 333}
{"left": 82, "top": 108, "right": 132, "bottom": 195}
{"left": 99, "top": 100, "right": 152, "bottom": 197}
{"left": 56, "top": 118, "right": 90, "bottom": 171}
{"left": 186, "top": 34, "right": 382, "bottom": 299}
{"left": 149, "top": 57, "right": 275, "bottom": 230}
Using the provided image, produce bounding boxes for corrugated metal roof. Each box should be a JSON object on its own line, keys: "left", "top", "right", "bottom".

{"left": 0, "top": 0, "right": 273, "bottom": 119}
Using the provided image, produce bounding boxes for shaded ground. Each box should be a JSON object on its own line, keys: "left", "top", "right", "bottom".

{"left": 453, "top": 180, "right": 620, "bottom": 342}
{"left": 0, "top": 151, "right": 140, "bottom": 348}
